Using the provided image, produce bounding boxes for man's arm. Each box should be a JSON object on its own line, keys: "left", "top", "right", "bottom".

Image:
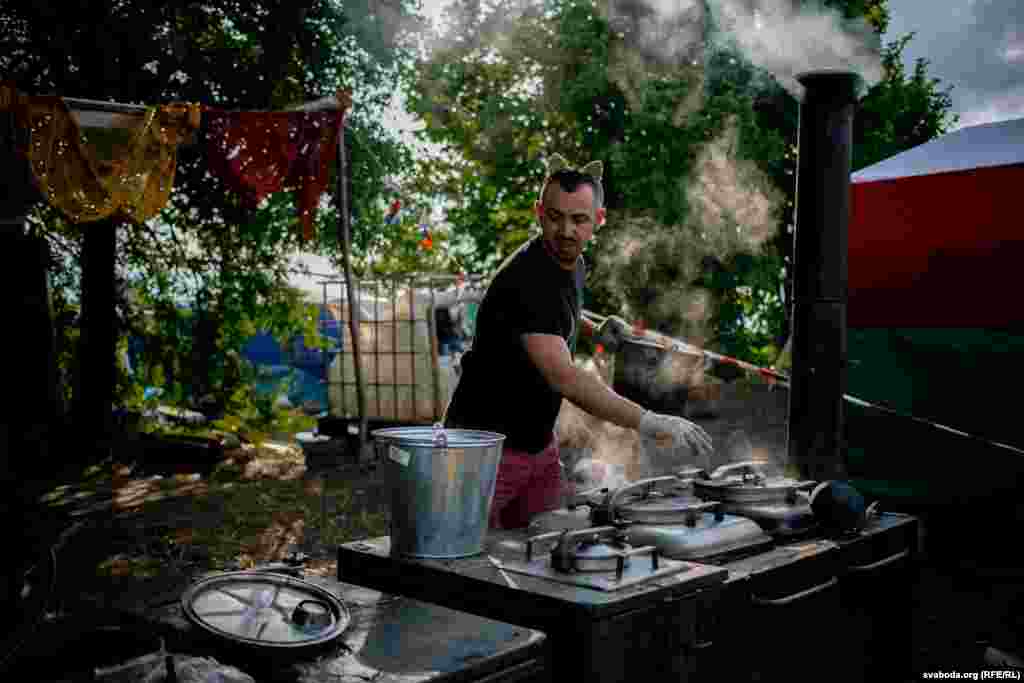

{"left": 522, "top": 333, "right": 645, "bottom": 429}
{"left": 523, "top": 333, "right": 715, "bottom": 459}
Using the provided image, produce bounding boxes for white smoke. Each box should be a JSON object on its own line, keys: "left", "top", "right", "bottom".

{"left": 707, "top": 0, "right": 883, "bottom": 98}
{"left": 687, "top": 114, "right": 783, "bottom": 255}
{"left": 602, "top": 0, "right": 882, "bottom": 99}
{"left": 606, "top": 0, "right": 706, "bottom": 66}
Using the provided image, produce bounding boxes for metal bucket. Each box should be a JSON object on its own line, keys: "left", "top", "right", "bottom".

{"left": 372, "top": 426, "right": 506, "bottom": 559}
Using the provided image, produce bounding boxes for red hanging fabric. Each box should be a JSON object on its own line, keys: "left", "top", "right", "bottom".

{"left": 203, "top": 106, "right": 345, "bottom": 241}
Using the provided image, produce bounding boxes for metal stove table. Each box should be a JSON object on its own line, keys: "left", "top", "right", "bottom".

{"left": 338, "top": 531, "right": 728, "bottom": 683}
{"left": 687, "top": 511, "right": 919, "bottom": 683}
{"left": 338, "top": 512, "right": 918, "bottom": 683}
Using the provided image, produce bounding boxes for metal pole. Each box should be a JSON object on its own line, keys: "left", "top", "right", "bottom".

{"left": 429, "top": 284, "right": 441, "bottom": 422}
{"left": 335, "top": 111, "right": 368, "bottom": 459}
{"left": 373, "top": 280, "right": 381, "bottom": 420}
{"left": 786, "top": 70, "right": 859, "bottom": 482}
{"left": 392, "top": 281, "right": 399, "bottom": 421}
{"left": 409, "top": 278, "right": 418, "bottom": 422}
{"left": 321, "top": 281, "right": 328, "bottom": 418}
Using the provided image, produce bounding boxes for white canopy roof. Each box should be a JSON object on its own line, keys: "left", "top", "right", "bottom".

{"left": 851, "top": 116, "right": 1024, "bottom": 184}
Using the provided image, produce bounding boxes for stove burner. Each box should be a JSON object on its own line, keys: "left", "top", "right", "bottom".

{"left": 526, "top": 527, "right": 661, "bottom": 581}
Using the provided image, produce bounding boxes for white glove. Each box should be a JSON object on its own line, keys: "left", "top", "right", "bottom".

{"left": 638, "top": 410, "right": 714, "bottom": 462}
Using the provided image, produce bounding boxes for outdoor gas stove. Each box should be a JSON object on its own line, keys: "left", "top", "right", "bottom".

{"left": 338, "top": 527, "right": 727, "bottom": 683}
{"left": 494, "top": 524, "right": 699, "bottom": 591}
{"left": 337, "top": 473, "right": 918, "bottom": 683}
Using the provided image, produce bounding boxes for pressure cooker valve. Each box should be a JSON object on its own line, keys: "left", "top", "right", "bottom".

{"left": 292, "top": 599, "right": 332, "bottom": 631}
{"left": 684, "top": 509, "right": 699, "bottom": 528}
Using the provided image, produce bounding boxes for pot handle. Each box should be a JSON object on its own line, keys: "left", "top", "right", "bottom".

{"left": 847, "top": 549, "right": 910, "bottom": 574}
{"left": 709, "top": 460, "right": 767, "bottom": 480}
{"left": 607, "top": 476, "right": 685, "bottom": 516}
{"left": 525, "top": 526, "right": 616, "bottom": 562}
{"left": 750, "top": 576, "right": 838, "bottom": 607}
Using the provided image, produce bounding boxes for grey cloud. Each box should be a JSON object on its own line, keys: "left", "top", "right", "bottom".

{"left": 885, "top": 0, "right": 1024, "bottom": 126}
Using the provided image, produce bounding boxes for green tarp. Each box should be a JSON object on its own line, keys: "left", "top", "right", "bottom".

{"left": 845, "top": 328, "right": 1024, "bottom": 505}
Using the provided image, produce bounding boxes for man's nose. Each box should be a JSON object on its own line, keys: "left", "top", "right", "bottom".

{"left": 556, "top": 219, "right": 575, "bottom": 236}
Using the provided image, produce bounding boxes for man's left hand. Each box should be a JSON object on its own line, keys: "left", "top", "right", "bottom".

{"left": 638, "top": 410, "right": 714, "bottom": 462}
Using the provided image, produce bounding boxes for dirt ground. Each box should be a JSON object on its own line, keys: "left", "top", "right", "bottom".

{"left": 10, "top": 386, "right": 1024, "bottom": 679}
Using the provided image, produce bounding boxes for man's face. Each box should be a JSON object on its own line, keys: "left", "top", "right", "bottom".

{"left": 536, "top": 181, "right": 606, "bottom": 271}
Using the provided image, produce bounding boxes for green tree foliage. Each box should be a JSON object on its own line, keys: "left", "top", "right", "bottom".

{"left": 403, "top": 0, "right": 958, "bottom": 365}
{"left": 1, "top": 0, "right": 424, "bottom": 408}
{"left": 854, "top": 32, "right": 960, "bottom": 171}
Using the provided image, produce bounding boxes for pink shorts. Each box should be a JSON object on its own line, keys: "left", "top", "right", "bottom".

{"left": 489, "top": 434, "right": 566, "bottom": 529}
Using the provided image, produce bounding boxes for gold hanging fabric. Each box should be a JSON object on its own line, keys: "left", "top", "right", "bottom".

{"left": 0, "top": 84, "right": 201, "bottom": 224}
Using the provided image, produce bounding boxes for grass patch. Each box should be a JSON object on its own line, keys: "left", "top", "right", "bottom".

{"left": 191, "top": 471, "right": 389, "bottom": 568}
{"left": 42, "top": 442, "right": 389, "bottom": 584}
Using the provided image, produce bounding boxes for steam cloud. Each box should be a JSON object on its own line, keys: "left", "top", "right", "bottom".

{"left": 706, "top": 0, "right": 883, "bottom": 98}
{"left": 596, "top": 112, "right": 781, "bottom": 346}
{"left": 606, "top": 0, "right": 705, "bottom": 67}
{"left": 603, "top": 0, "right": 883, "bottom": 98}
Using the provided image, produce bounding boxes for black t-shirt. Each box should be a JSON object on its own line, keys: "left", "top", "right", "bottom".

{"left": 445, "top": 237, "right": 584, "bottom": 453}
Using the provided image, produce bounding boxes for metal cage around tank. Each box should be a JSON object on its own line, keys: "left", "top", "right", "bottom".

{"left": 316, "top": 273, "right": 484, "bottom": 433}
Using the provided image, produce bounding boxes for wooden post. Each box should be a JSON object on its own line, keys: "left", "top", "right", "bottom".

{"left": 336, "top": 112, "right": 369, "bottom": 459}
{"left": 1, "top": 105, "right": 59, "bottom": 491}
{"left": 73, "top": 216, "right": 119, "bottom": 463}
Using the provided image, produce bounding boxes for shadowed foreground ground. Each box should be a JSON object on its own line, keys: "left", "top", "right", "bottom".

{"left": 8, "top": 387, "right": 1023, "bottom": 679}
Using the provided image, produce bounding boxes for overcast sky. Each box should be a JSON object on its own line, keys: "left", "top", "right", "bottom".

{"left": 885, "top": 0, "right": 1023, "bottom": 129}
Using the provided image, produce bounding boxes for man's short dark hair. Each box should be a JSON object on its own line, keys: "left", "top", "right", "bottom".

{"left": 542, "top": 169, "right": 604, "bottom": 209}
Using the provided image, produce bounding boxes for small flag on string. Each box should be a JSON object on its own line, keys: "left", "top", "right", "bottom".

{"left": 418, "top": 217, "right": 432, "bottom": 250}
{"left": 385, "top": 199, "right": 402, "bottom": 225}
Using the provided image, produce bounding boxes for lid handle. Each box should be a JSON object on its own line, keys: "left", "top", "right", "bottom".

{"left": 432, "top": 422, "right": 448, "bottom": 448}
{"left": 709, "top": 460, "right": 769, "bottom": 480}
{"left": 607, "top": 476, "right": 685, "bottom": 517}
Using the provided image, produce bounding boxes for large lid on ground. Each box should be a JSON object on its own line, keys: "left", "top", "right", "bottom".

{"left": 180, "top": 571, "right": 350, "bottom": 650}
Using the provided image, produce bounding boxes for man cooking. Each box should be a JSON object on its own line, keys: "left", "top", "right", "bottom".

{"left": 444, "top": 154, "right": 714, "bottom": 530}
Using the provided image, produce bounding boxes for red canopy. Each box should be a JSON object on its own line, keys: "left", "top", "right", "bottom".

{"left": 848, "top": 116, "right": 1024, "bottom": 328}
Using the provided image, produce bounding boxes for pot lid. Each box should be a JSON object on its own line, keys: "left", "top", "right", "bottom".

{"left": 691, "top": 461, "right": 816, "bottom": 504}
{"left": 608, "top": 476, "right": 720, "bottom": 524}
{"left": 371, "top": 425, "right": 506, "bottom": 448}
{"left": 180, "top": 572, "right": 350, "bottom": 650}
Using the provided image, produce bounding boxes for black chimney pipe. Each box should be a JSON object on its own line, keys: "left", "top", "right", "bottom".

{"left": 786, "top": 70, "right": 860, "bottom": 483}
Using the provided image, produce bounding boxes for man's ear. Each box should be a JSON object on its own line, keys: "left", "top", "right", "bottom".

{"left": 596, "top": 207, "right": 606, "bottom": 226}
{"left": 535, "top": 200, "right": 543, "bottom": 219}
